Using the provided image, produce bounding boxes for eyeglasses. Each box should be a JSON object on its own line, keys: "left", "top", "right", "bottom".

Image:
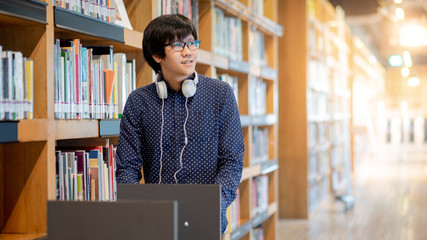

{"left": 164, "top": 40, "right": 201, "bottom": 51}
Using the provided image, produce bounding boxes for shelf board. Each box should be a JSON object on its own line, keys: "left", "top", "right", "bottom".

{"left": 213, "top": 54, "right": 228, "bottom": 69}
{"left": 241, "top": 164, "right": 261, "bottom": 181}
{"left": 240, "top": 115, "right": 251, "bottom": 127}
{"left": 55, "top": 120, "right": 99, "bottom": 140}
{"left": 260, "top": 66, "right": 278, "bottom": 80}
{"left": 260, "top": 159, "right": 278, "bottom": 175}
{"left": 251, "top": 202, "right": 277, "bottom": 228}
{"left": 0, "top": 119, "right": 48, "bottom": 143}
{"left": 99, "top": 119, "right": 121, "bottom": 137}
{"left": 0, "top": 0, "right": 47, "bottom": 25}
{"left": 197, "top": 49, "right": 212, "bottom": 65}
{"left": 229, "top": 60, "right": 250, "bottom": 74}
{"left": 251, "top": 114, "right": 277, "bottom": 126}
{"left": 251, "top": 209, "right": 270, "bottom": 227}
{"left": 240, "top": 114, "right": 277, "bottom": 127}
{"left": 54, "top": 7, "right": 124, "bottom": 43}
{"left": 230, "top": 220, "right": 251, "bottom": 240}
{"left": 123, "top": 28, "right": 143, "bottom": 50}
{"left": 18, "top": 119, "right": 49, "bottom": 142}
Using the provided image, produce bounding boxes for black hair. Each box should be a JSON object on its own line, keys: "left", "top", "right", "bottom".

{"left": 142, "top": 14, "right": 198, "bottom": 74}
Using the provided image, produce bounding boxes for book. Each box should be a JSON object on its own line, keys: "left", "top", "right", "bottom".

{"left": 2, "top": 50, "right": 12, "bottom": 120}
{"left": 25, "top": 58, "right": 33, "bottom": 119}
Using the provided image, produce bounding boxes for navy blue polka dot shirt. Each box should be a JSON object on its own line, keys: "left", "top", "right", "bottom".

{"left": 116, "top": 73, "right": 245, "bottom": 234}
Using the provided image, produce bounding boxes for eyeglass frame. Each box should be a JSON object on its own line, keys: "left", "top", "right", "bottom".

{"left": 164, "top": 40, "right": 201, "bottom": 51}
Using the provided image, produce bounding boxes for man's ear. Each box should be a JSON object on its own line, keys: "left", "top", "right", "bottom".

{"left": 152, "top": 54, "right": 162, "bottom": 63}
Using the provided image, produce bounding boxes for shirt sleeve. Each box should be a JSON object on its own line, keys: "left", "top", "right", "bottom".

{"left": 215, "top": 84, "right": 245, "bottom": 233}
{"left": 115, "top": 91, "right": 143, "bottom": 183}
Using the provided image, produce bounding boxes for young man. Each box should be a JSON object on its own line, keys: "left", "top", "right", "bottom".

{"left": 115, "top": 14, "right": 245, "bottom": 234}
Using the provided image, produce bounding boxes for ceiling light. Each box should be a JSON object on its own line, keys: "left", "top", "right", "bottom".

{"left": 395, "top": 7, "right": 405, "bottom": 20}
{"left": 407, "top": 77, "right": 420, "bottom": 87}
{"left": 399, "top": 24, "right": 427, "bottom": 47}
{"left": 403, "top": 51, "right": 412, "bottom": 67}
{"left": 394, "top": 0, "right": 402, "bottom": 4}
{"left": 389, "top": 54, "right": 403, "bottom": 67}
{"left": 401, "top": 67, "right": 410, "bottom": 77}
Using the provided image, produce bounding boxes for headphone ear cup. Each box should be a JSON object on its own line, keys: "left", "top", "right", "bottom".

{"left": 182, "top": 79, "right": 196, "bottom": 98}
{"left": 156, "top": 81, "right": 167, "bottom": 99}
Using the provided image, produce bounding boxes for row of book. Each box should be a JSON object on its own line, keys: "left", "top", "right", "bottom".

{"left": 249, "top": 30, "right": 266, "bottom": 66}
{"left": 54, "top": 39, "right": 136, "bottom": 119}
{"left": 308, "top": 59, "right": 330, "bottom": 93}
{"left": 218, "top": 74, "right": 239, "bottom": 104}
{"left": 252, "top": 175, "right": 269, "bottom": 218}
{"left": 55, "top": 140, "right": 117, "bottom": 201}
{"left": 330, "top": 121, "right": 349, "bottom": 144}
{"left": 155, "top": 0, "right": 199, "bottom": 31}
{"left": 252, "top": 226, "right": 265, "bottom": 240}
{"left": 308, "top": 150, "right": 329, "bottom": 182}
{"left": 1, "top": 46, "right": 34, "bottom": 120}
{"left": 307, "top": 90, "right": 329, "bottom": 118}
{"left": 55, "top": 0, "right": 116, "bottom": 23}
{"left": 213, "top": 7, "right": 244, "bottom": 62}
{"left": 308, "top": 175, "right": 329, "bottom": 212}
{"left": 226, "top": 189, "right": 240, "bottom": 233}
{"left": 251, "top": 126, "right": 269, "bottom": 165}
{"left": 307, "top": 122, "right": 329, "bottom": 149}
{"left": 249, "top": 76, "right": 267, "bottom": 116}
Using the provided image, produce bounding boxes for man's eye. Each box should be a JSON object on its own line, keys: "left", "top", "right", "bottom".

{"left": 172, "top": 42, "right": 182, "bottom": 47}
{"left": 187, "top": 41, "right": 195, "bottom": 46}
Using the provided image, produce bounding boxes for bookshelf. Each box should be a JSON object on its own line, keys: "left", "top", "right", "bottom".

{"left": 0, "top": 0, "right": 281, "bottom": 239}
{"left": 278, "top": 0, "right": 354, "bottom": 218}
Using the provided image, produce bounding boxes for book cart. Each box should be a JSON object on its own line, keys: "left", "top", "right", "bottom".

{"left": 0, "top": 0, "right": 282, "bottom": 239}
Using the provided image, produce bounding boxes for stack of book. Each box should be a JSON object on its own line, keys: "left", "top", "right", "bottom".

{"left": 0, "top": 46, "right": 34, "bottom": 120}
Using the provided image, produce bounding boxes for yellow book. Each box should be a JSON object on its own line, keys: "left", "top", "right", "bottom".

{"left": 25, "top": 59, "right": 33, "bottom": 119}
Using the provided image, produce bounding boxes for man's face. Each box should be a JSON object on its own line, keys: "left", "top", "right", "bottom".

{"left": 155, "top": 34, "right": 198, "bottom": 84}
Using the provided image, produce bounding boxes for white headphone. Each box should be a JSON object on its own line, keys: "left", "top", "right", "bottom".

{"left": 156, "top": 72, "right": 198, "bottom": 184}
{"left": 155, "top": 72, "right": 198, "bottom": 99}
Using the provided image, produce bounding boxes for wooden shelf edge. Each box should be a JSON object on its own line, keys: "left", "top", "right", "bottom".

{"left": 55, "top": 120, "right": 99, "bottom": 140}
{"left": 241, "top": 164, "right": 261, "bottom": 181}
{"left": 197, "top": 49, "right": 212, "bottom": 65}
{"left": 123, "top": 28, "right": 143, "bottom": 50}
{"left": 18, "top": 119, "right": 49, "bottom": 142}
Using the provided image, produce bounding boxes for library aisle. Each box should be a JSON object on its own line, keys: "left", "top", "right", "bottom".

{"left": 277, "top": 146, "right": 427, "bottom": 240}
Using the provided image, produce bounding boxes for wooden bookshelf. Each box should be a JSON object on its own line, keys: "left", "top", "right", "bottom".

{"left": 0, "top": 0, "right": 282, "bottom": 239}
{"left": 278, "top": 0, "right": 355, "bottom": 218}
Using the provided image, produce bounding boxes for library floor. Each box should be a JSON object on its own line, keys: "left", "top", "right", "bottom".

{"left": 277, "top": 144, "right": 427, "bottom": 240}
